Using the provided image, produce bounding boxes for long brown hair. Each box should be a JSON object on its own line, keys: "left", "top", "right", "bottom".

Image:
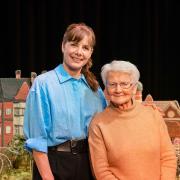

{"left": 62, "top": 23, "right": 99, "bottom": 92}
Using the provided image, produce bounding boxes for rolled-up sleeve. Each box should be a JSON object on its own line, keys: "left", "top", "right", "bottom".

{"left": 23, "top": 79, "right": 51, "bottom": 153}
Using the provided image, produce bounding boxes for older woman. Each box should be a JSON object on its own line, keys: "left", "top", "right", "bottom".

{"left": 88, "top": 60, "right": 177, "bottom": 180}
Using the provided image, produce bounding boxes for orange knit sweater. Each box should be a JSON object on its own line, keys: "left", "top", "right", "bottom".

{"left": 88, "top": 102, "right": 177, "bottom": 180}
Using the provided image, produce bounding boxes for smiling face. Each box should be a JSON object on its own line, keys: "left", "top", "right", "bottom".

{"left": 62, "top": 35, "right": 93, "bottom": 77}
{"left": 105, "top": 71, "right": 137, "bottom": 109}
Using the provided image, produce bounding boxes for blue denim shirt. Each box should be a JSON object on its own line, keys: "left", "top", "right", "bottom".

{"left": 23, "top": 64, "right": 107, "bottom": 153}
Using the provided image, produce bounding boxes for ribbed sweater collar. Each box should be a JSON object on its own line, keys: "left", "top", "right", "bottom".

{"left": 107, "top": 99, "right": 142, "bottom": 119}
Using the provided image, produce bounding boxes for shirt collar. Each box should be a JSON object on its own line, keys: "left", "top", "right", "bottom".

{"left": 81, "top": 75, "right": 90, "bottom": 89}
{"left": 54, "top": 64, "right": 90, "bottom": 89}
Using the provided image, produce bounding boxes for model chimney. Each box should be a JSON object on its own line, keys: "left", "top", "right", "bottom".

{"left": 15, "top": 70, "right": 21, "bottom": 79}
{"left": 31, "top": 72, "right": 37, "bottom": 84}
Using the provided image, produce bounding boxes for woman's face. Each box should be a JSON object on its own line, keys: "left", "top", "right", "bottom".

{"left": 62, "top": 35, "right": 93, "bottom": 77}
{"left": 105, "top": 71, "right": 137, "bottom": 109}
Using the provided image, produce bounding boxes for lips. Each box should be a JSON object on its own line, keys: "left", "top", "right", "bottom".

{"left": 113, "top": 93, "right": 124, "bottom": 97}
{"left": 72, "top": 57, "right": 83, "bottom": 63}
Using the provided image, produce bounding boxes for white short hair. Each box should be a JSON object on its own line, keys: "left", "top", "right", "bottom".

{"left": 101, "top": 60, "right": 140, "bottom": 86}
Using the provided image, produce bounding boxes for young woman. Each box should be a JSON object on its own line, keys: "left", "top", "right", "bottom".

{"left": 23, "top": 23, "right": 107, "bottom": 180}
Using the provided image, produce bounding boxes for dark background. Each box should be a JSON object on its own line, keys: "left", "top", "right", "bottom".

{"left": 1, "top": 0, "right": 179, "bottom": 101}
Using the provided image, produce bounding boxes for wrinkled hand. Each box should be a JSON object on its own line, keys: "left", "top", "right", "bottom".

{"left": 143, "top": 101, "right": 165, "bottom": 116}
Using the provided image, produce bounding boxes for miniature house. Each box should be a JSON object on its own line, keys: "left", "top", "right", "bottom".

{"left": 0, "top": 70, "right": 42, "bottom": 146}
{"left": 0, "top": 71, "right": 33, "bottom": 146}
{"left": 144, "top": 94, "right": 180, "bottom": 138}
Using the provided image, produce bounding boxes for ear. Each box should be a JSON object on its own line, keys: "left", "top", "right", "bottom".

{"left": 132, "top": 83, "right": 138, "bottom": 95}
{"left": 88, "top": 48, "right": 93, "bottom": 59}
{"left": 91, "top": 48, "right": 94, "bottom": 54}
{"left": 104, "top": 88, "right": 110, "bottom": 101}
{"left": 61, "top": 42, "right": 64, "bottom": 53}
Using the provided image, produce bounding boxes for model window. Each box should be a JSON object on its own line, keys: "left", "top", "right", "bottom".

{"left": 6, "top": 108, "right": 12, "bottom": 115}
{"left": 14, "top": 108, "right": 24, "bottom": 116}
{"left": 14, "top": 108, "right": 20, "bottom": 115}
{"left": 6, "top": 126, "right": 11, "bottom": 134}
{"left": 15, "top": 125, "right": 20, "bottom": 135}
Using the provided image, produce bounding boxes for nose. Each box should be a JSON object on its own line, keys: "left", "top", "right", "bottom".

{"left": 115, "top": 84, "right": 123, "bottom": 92}
{"left": 75, "top": 47, "right": 83, "bottom": 55}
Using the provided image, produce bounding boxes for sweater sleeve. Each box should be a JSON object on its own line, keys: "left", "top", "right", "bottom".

{"left": 88, "top": 118, "right": 119, "bottom": 180}
{"left": 156, "top": 110, "right": 177, "bottom": 180}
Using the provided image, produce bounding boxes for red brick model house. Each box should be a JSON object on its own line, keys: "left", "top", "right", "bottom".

{"left": 0, "top": 72, "right": 31, "bottom": 146}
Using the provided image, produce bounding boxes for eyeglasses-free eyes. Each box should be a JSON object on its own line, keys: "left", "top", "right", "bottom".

{"left": 106, "top": 82, "right": 134, "bottom": 89}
